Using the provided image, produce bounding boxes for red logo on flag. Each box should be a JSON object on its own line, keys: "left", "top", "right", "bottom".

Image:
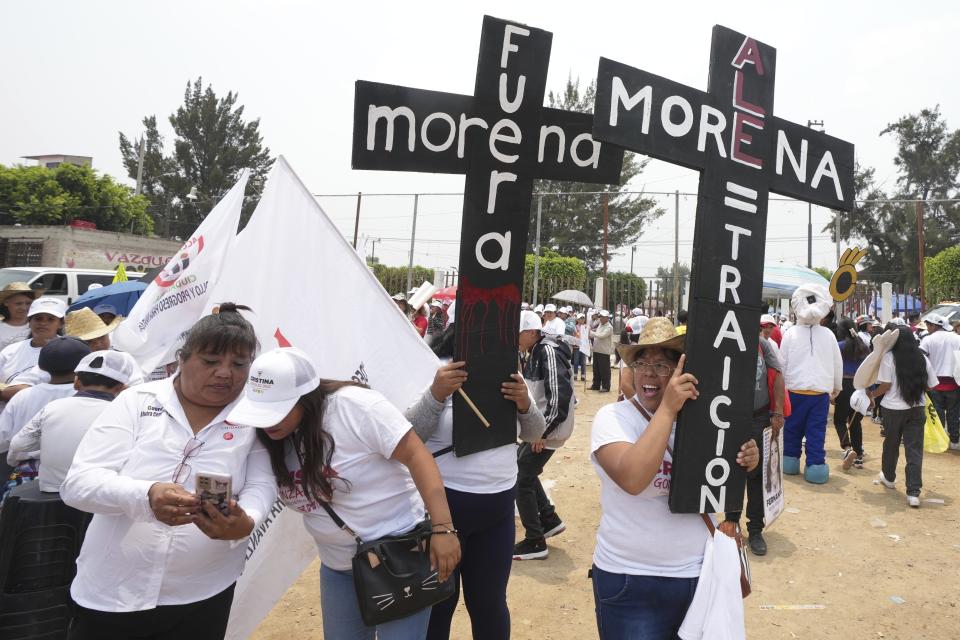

{"left": 223, "top": 432, "right": 234, "bottom": 441}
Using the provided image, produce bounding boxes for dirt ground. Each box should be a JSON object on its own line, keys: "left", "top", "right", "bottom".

{"left": 251, "top": 379, "right": 960, "bottom": 640}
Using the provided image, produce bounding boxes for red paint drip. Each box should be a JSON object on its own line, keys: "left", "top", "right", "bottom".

{"left": 456, "top": 277, "right": 521, "bottom": 360}
{"left": 274, "top": 328, "right": 292, "bottom": 348}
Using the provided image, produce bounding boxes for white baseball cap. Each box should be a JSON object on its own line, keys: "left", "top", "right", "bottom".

{"left": 631, "top": 308, "right": 642, "bottom": 317}
{"left": 520, "top": 302, "right": 530, "bottom": 310}
{"left": 227, "top": 347, "right": 321, "bottom": 428}
{"left": 598, "top": 309, "right": 610, "bottom": 317}
{"left": 28, "top": 296, "right": 67, "bottom": 319}
{"left": 519, "top": 310, "right": 543, "bottom": 332}
{"left": 543, "top": 303, "right": 557, "bottom": 313}
{"left": 75, "top": 350, "right": 140, "bottom": 386}
{"left": 760, "top": 313, "right": 776, "bottom": 326}
{"left": 923, "top": 313, "right": 951, "bottom": 330}
{"left": 534, "top": 304, "right": 544, "bottom": 314}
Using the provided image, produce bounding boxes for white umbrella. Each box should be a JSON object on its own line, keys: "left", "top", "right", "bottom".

{"left": 552, "top": 289, "right": 593, "bottom": 306}
{"left": 762, "top": 263, "right": 829, "bottom": 300}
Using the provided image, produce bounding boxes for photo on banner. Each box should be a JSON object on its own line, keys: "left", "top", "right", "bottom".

{"left": 762, "top": 427, "right": 784, "bottom": 526}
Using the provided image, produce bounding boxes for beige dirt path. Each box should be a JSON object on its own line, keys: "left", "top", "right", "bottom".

{"left": 251, "top": 381, "right": 960, "bottom": 640}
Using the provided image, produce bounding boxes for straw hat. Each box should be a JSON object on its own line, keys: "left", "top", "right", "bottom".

{"left": 0, "top": 282, "right": 44, "bottom": 306}
{"left": 616, "top": 316, "right": 685, "bottom": 361}
{"left": 853, "top": 328, "right": 899, "bottom": 390}
{"left": 65, "top": 307, "right": 123, "bottom": 342}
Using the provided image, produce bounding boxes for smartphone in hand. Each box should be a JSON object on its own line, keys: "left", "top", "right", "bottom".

{"left": 195, "top": 472, "right": 232, "bottom": 516}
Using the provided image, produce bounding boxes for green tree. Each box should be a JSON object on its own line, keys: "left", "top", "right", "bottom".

{"left": 811, "top": 266, "right": 833, "bottom": 282}
{"left": 654, "top": 262, "right": 690, "bottom": 312}
{"left": 120, "top": 78, "right": 273, "bottom": 233}
{"left": 0, "top": 163, "right": 152, "bottom": 233}
{"left": 528, "top": 76, "right": 664, "bottom": 271}
{"left": 925, "top": 246, "right": 960, "bottom": 304}
{"left": 830, "top": 107, "right": 960, "bottom": 288}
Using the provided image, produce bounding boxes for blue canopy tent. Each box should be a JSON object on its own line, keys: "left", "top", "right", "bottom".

{"left": 67, "top": 280, "right": 148, "bottom": 316}
{"left": 761, "top": 263, "right": 830, "bottom": 300}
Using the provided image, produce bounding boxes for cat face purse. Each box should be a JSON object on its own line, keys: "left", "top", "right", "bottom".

{"left": 319, "top": 502, "right": 457, "bottom": 625}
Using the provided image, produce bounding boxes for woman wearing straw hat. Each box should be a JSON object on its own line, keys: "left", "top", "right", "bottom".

{"left": 0, "top": 282, "right": 43, "bottom": 350}
{"left": 590, "top": 317, "right": 759, "bottom": 639}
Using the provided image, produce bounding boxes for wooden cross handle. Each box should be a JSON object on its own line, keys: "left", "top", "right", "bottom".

{"left": 457, "top": 388, "right": 491, "bottom": 428}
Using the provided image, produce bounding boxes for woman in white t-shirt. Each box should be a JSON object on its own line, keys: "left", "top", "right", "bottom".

{"left": 0, "top": 296, "right": 66, "bottom": 408}
{"left": 590, "top": 318, "right": 759, "bottom": 639}
{"left": 228, "top": 347, "right": 460, "bottom": 640}
{"left": 403, "top": 324, "right": 545, "bottom": 640}
{"left": 868, "top": 327, "right": 939, "bottom": 507}
{"left": 0, "top": 282, "right": 41, "bottom": 350}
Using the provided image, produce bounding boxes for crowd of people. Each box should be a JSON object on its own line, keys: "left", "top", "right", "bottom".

{"left": 0, "top": 276, "right": 956, "bottom": 640}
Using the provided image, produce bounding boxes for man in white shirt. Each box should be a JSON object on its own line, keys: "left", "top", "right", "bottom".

{"left": 8, "top": 350, "right": 137, "bottom": 493}
{"left": 0, "top": 336, "right": 91, "bottom": 499}
{"left": 920, "top": 313, "right": 960, "bottom": 449}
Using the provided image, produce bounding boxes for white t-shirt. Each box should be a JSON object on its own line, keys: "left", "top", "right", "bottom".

{"left": 878, "top": 352, "right": 938, "bottom": 410}
{"left": 0, "top": 323, "right": 30, "bottom": 350}
{"left": 425, "top": 396, "right": 518, "bottom": 494}
{"left": 0, "top": 339, "right": 41, "bottom": 384}
{"left": 279, "top": 386, "right": 425, "bottom": 571}
{"left": 7, "top": 394, "right": 112, "bottom": 491}
{"left": 591, "top": 398, "right": 708, "bottom": 577}
{"left": 919, "top": 329, "right": 960, "bottom": 378}
{"left": 0, "top": 382, "right": 76, "bottom": 455}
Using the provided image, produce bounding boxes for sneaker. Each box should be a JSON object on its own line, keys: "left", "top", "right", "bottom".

{"left": 841, "top": 448, "right": 857, "bottom": 470}
{"left": 949, "top": 441, "right": 960, "bottom": 451}
{"left": 907, "top": 495, "right": 920, "bottom": 508}
{"left": 853, "top": 457, "right": 864, "bottom": 469}
{"left": 541, "top": 515, "right": 566, "bottom": 539}
{"left": 876, "top": 472, "right": 896, "bottom": 489}
{"left": 748, "top": 532, "right": 768, "bottom": 556}
{"left": 513, "top": 538, "right": 548, "bottom": 560}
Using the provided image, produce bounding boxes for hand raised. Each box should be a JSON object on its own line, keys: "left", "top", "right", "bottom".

{"left": 430, "top": 361, "right": 468, "bottom": 402}
{"left": 660, "top": 354, "right": 699, "bottom": 416}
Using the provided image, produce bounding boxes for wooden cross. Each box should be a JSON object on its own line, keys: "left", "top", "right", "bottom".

{"left": 353, "top": 16, "right": 624, "bottom": 456}
{"left": 592, "top": 25, "right": 855, "bottom": 513}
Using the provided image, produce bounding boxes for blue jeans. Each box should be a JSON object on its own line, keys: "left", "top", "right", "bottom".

{"left": 592, "top": 565, "right": 698, "bottom": 640}
{"left": 320, "top": 564, "right": 431, "bottom": 640}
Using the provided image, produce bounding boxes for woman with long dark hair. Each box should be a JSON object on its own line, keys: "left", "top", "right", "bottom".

{"left": 62, "top": 303, "right": 277, "bottom": 639}
{"left": 228, "top": 347, "right": 460, "bottom": 640}
{"left": 868, "top": 327, "right": 938, "bottom": 507}
{"left": 835, "top": 317, "right": 870, "bottom": 469}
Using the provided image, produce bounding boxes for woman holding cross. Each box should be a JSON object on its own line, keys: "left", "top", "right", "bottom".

{"left": 589, "top": 318, "right": 759, "bottom": 639}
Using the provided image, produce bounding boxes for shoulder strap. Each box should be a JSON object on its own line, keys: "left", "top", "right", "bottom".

{"left": 699, "top": 513, "right": 716, "bottom": 535}
{"left": 432, "top": 445, "right": 454, "bottom": 458}
{"left": 317, "top": 500, "right": 362, "bottom": 543}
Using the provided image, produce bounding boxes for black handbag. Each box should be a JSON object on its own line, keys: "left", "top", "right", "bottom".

{"left": 319, "top": 502, "right": 457, "bottom": 626}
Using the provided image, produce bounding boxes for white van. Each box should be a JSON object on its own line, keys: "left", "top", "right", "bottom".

{"left": 0, "top": 267, "right": 144, "bottom": 305}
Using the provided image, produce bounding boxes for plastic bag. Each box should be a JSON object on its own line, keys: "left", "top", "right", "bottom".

{"left": 923, "top": 394, "right": 949, "bottom": 453}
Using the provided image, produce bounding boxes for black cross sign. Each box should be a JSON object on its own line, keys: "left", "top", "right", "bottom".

{"left": 592, "top": 25, "right": 855, "bottom": 513}
{"left": 353, "top": 16, "right": 624, "bottom": 457}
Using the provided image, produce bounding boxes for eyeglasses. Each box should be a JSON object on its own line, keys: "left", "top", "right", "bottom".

{"left": 628, "top": 360, "right": 673, "bottom": 377}
{"left": 172, "top": 437, "right": 204, "bottom": 484}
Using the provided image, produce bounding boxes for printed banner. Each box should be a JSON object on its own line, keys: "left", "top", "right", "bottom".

{"left": 762, "top": 427, "right": 784, "bottom": 526}
{"left": 112, "top": 171, "right": 249, "bottom": 372}
{"left": 216, "top": 157, "right": 439, "bottom": 640}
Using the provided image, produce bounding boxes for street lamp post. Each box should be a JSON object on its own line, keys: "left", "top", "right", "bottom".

{"left": 806, "top": 120, "right": 824, "bottom": 269}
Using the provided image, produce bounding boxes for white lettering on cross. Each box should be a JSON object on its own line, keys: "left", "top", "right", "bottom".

{"left": 490, "top": 119, "right": 521, "bottom": 163}
{"left": 719, "top": 265, "right": 741, "bottom": 304}
{"left": 713, "top": 310, "right": 746, "bottom": 351}
{"left": 475, "top": 231, "right": 512, "bottom": 271}
{"left": 724, "top": 224, "right": 751, "bottom": 260}
{"left": 500, "top": 25, "right": 530, "bottom": 68}
{"left": 367, "top": 105, "right": 416, "bottom": 152}
{"left": 421, "top": 112, "right": 457, "bottom": 152}
{"left": 487, "top": 171, "right": 517, "bottom": 214}
{"left": 609, "top": 79, "right": 651, "bottom": 131}
{"left": 776, "top": 129, "right": 808, "bottom": 183}
{"left": 538, "top": 125, "right": 565, "bottom": 163}
{"left": 697, "top": 105, "right": 728, "bottom": 157}
{"left": 661, "top": 95, "right": 694, "bottom": 137}
{"left": 498, "top": 73, "right": 527, "bottom": 114}
{"left": 811, "top": 151, "right": 844, "bottom": 201}
{"left": 570, "top": 133, "right": 601, "bottom": 168}
{"left": 457, "top": 114, "right": 488, "bottom": 159}
{"left": 710, "top": 395, "right": 731, "bottom": 428}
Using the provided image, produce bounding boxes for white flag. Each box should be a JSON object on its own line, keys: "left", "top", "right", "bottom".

{"left": 216, "top": 157, "right": 439, "bottom": 640}
{"left": 112, "top": 171, "right": 249, "bottom": 372}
